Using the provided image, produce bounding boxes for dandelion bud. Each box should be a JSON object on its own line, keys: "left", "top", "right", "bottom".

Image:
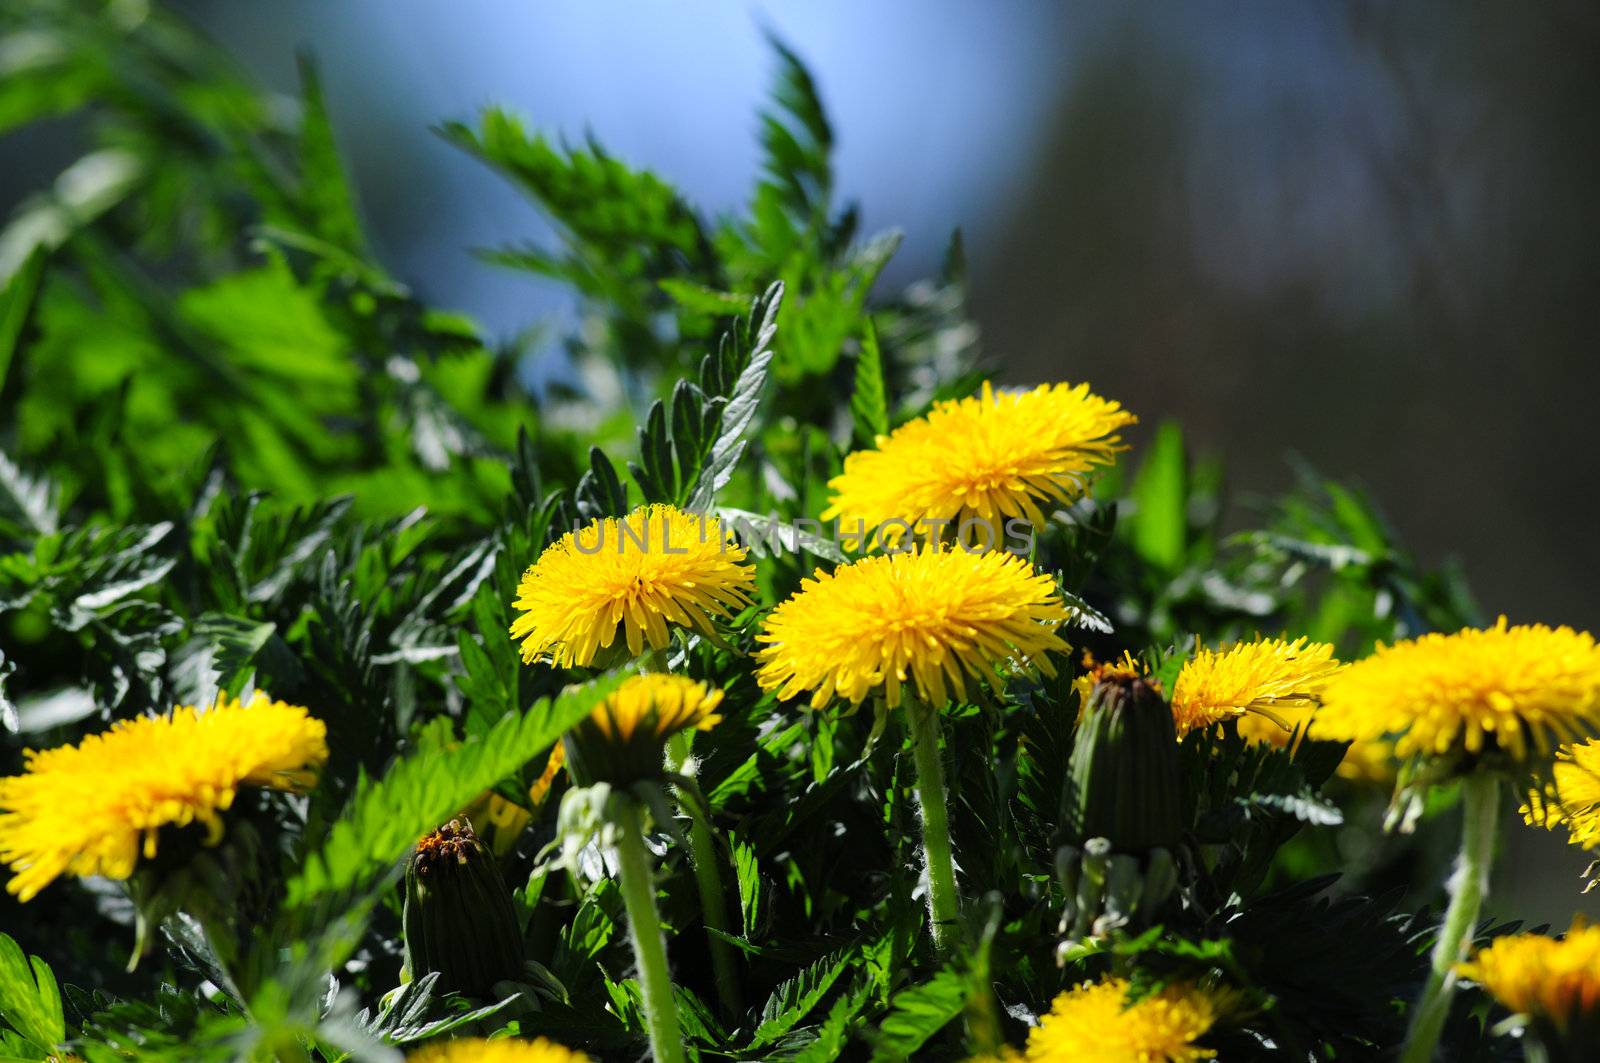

{"left": 402, "top": 819, "right": 526, "bottom": 997}
{"left": 1064, "top": 672, "right": 1183, "bottom": 852}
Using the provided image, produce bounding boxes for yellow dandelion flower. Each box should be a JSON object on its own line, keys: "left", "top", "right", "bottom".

{"left": 1458, "top": 919, "right": 1600, "bottom": 1033}
{"left": 755, "top": 546, "right": 1072, "bottom": 710}
{"left": 0, "top": 692, "right": 328, "bottom": 901}
{"left": 1026, "top": 978, "right": 1219, "bottom": 1062}
{"left": 510, "top": 504, "right": 755, "bottom": 668}
{"left": 1523, "top": 738, "right": 1600, "bottom": 850}
{"left": 1169, "top": 637, "right": 1342, "bottom": 739}
{"left": 407, "top": 1037, "right": 590, "bottom": 1063}
{"left": 565, "top": 673, "right": 723, "bottom": 785}
{"left": 1308, "top": 618, "right": 1600, "bottom": 765}
{"left": 821, "top": 381, "right": 1135, "bottom": 546}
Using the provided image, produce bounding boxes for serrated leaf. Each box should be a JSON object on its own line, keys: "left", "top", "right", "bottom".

{"left": 869, "top": 968, "right": 966, "bottom": 1062}
{"left": 850, "top": 319, "right": 888, "bottom": 445}
{"left": 0, "top": 449, "right": 57, "bottom": 536}
{"left": 0, "top": 247, "right": 46, "bottom": 392}
{"left": 287, "top": 671, "right": 624, "bottom": 908}
{"left": 750, "top": 946, "right": 856, "bottom": 1048}
{"left": 0, "top": 932, "right": 64, "bottom": 1052}
{"left": 687, "top": 282, "right": 783, "bottom": 511}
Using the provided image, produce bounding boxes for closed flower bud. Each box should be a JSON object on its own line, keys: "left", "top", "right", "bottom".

{"left": 1063, "top": 672, "right": 1184, "bottom": 852}
{"left": 403, "top": 820, "right": 526, "bottom": 997}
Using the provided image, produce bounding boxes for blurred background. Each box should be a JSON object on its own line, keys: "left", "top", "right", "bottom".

{"left": 5, "top": 1, "right": 1597, "bottom": 916}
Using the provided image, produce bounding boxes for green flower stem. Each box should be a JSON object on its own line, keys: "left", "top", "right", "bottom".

{"left": 612, "top": 795, "right": 687, "bottom": 1063}
{"left": 906, "top": 698, "right": 961, "bottom": 954}
{"left": 667, "top": 732, "right": 743, "bottom": 1018}
{"left": 1400, "top": 774, "right": 1500, "bottom": 1063}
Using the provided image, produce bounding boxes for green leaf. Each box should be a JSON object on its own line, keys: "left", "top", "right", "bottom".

{"left": 687, "top": 282, "right": 783, "bottom": 511}
{"left": 287, "top": 671, "right": 624, "bottom": 908}
{"left": 658, "top": 279, "right": 750, "bottom": 318}
{"left": 0, "top": 247, "right": 46, "bottom": 392}
{"left": 850, "top": 318, "right": 889, "bottom": 446}
{"left": 0, "top": 448, "right": 57, "bottom": 536}
{"left": 0, "top": 933, "right": 64, "bottom": 1052}
{"left": 1128, "top": 420, "right": 1187, "bottom": 570}
{"left": 293, "top": 55, "right": 366, "bottom": 253}
{"left": 868, "top": 968, "right": 966, "bottom": 1062}
{"left": 750, "top": 946, "right": 856, "bottom": 1048}
{"left": 758, "top": 35, "right": 834, "bottom": 225}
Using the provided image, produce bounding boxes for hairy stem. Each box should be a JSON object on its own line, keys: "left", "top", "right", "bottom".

{"left": 906, "top": 698, "right": 961, "bottom": 954}
{"left": 667, "top": 732, "right": 743, "bottom": 1017}
{"left": 612, "top": 797, "right": 687, "bottom": 1063}
{"left": 1399, "top": 774, "right": 1500, "bottom": 1063}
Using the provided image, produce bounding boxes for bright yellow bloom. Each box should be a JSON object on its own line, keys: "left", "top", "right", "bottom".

{"left": 510, "top": 505, "right": 755, "bottom": 668}
{"left": 1309, "top": 618, "right": 1600, "bottom": 765}
{"left": 1458, "top": 919, "right": 1600, "bottom": 1032}
{"left": 407, "top": 1037, "right": 590, "bottom": 1063}
{"left": 1523, "top": 738, "right": 1600, "bottom": 849}
{"left": 756, "top": 546, "right": 1071, "bottom": 710}
{"left": 822, "top": 381, "right": 1135, "bottom": 545}
{"left": 1026, "top": 978, "right": 1219, "bottom": 1062}
{"left": 1170, "top": 637, "right": 1342, "bottom": 739}
{"left": 0, "top": 693, "right": 328, "bottom": 901}
{"left": 584, "top": 673, "right": 724, "bottom": 745}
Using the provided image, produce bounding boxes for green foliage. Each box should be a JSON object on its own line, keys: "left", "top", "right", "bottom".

{"left": 0, "top": 6, "right": 1518, "bottom": 1062}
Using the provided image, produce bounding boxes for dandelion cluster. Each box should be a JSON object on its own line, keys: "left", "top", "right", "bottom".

{"left": 1309, "top": 618, "right": 1600, "bottom": 765}
{"left": 0, "top": 693, "right": 327, "bottom": 902}
{"left": 510, "top": 505, "right": 755, "bottom": 667}
{"left": 755, "top": 545, "right": 1071, "bottom": 709}
{"left": 822, "top": 381, "right": 1135, "bottom": 543}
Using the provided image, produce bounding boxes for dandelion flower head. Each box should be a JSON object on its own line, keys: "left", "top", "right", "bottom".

{"left": 1458, "top": 919, "right": 1600, "bottom": 1033}
{"left": 822, "top": 381, "right": 1134, "bottom": 545}
{"left": 756, "top": 545, "right": 1071, "bottom": 710}
{"left": 0, "top": 692, "right": 328, "bottom": 901}
{"left": 1309, "top": 619, "right": 1600, "bottom": 765}
{"left": 1026, "top": 977, "right": 1219, "bottom": 1062}
{"left": 511, "top": 504, "right": 755, "bottom": 668}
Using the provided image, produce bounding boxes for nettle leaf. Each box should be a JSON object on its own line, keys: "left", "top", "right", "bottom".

{"left": 718, "top": 508, "right": 845, "bottom": 564}
{"left": 749, "top": 945, "right": 858, "bottom": 1049}
{"left": 758, "top": 34, "right": 834, "bottom": 225}
{"left": 1237, "top": 788, "right": 1344, "bottom": 827}
{"left": 868, "top": 967, "right": 966, "bottom": 1062}
{"left": 0, "top": 932, "right": 64, "bottom": 1053}
{"left": 0, "top": 247, "right": 47, "bottom": 391}
{"left": 167, "top": 613, "right": 278, "bottom": 709}
{"left": 850, "top": 318, "right": 889, "bottom": 446}
{"left": 687, "top": 281, "right": 783, "bottom": 511}
{"left": 0, "top": 448, "right": 58, "bottom": 537}
{"left": 293, "top": 56, "right": 366, "bottom": 254}
{"left": 286, "top": 671, "right": 623, "bottom": 909}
